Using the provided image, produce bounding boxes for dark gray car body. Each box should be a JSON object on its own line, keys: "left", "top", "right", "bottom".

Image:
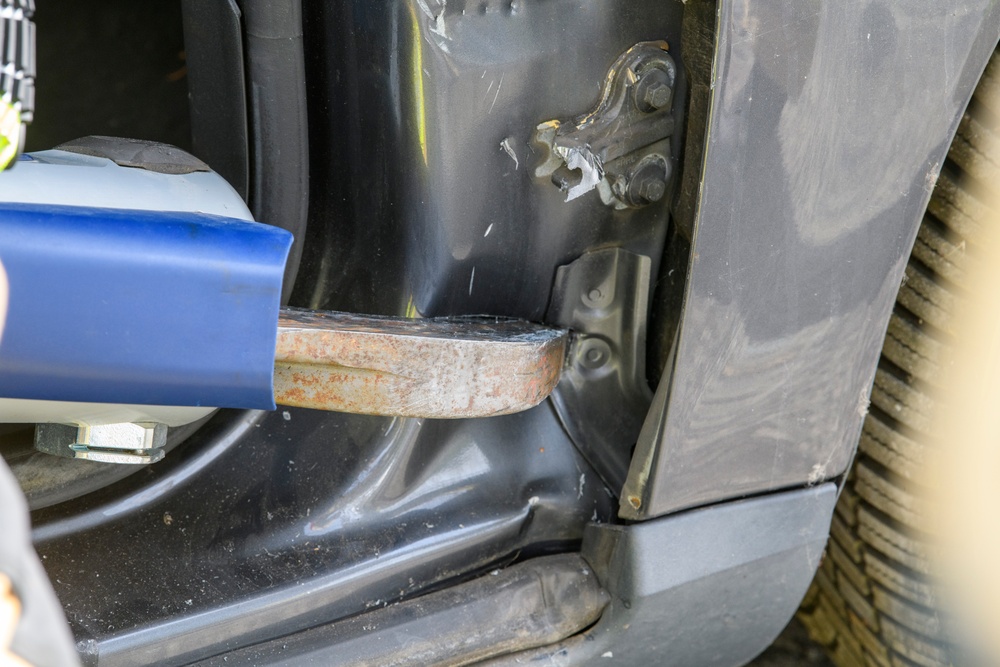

{"left": 19, "top": 0, "right": 1000, "bottom": 665}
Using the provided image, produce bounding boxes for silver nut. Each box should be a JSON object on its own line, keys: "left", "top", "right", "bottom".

{"left": 85, "top": 422, "right": 168, "bottom": 451}
{"left": 70, "top": 447, "right": 165, "bottom": 465}
{"left": 35, "top": 421, "right": 168, "bottom": 464}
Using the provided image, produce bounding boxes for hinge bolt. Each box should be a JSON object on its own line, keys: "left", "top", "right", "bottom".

{"left": 634, "top": 66, "right": 673, "bottom": 112}
{"left": 625, "top": 157, "right": 670, "bottom": 207}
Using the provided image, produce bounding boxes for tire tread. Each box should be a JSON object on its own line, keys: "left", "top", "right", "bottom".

{"left": 799, "top": 47, "right": 1000, "bottom": 667}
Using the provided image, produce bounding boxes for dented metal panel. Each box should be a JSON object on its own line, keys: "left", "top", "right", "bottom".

{"left": 273, "top": 308, "right": 567, "bottom": 418}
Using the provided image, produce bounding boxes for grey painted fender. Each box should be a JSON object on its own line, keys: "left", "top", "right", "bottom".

{"left": 622, "top": 0, "right": 1000, "bottom": 518}
{"left": 489, "top": 485, "right": 837, "bottom": 667}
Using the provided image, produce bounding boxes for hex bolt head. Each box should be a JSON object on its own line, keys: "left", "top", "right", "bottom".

{"left": 625, "top": 157, "right": 669, "bottom": 207}
{"left": 639, "top": 178, "right": 666, "bottom": 203}
{"left": 634, "top": 66, "right": 673, "bottom": 113}
{"left": 646, "top": 84, "right": 671, "bottom": 110}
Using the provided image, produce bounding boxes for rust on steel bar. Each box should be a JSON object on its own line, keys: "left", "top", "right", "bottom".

{"left": 273, "top": 308, "right": 568, "bottom": 418}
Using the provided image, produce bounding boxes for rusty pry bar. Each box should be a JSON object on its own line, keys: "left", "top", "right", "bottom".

{"left": 273, "top": 308, "right": 568, "bottom": 419}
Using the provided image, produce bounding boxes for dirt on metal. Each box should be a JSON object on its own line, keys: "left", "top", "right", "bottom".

{"left": 273, "top": 308, "right": 567, "bottom": 419}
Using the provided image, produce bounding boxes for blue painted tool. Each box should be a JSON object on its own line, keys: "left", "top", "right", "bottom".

{"left": 0, "top": 144, "right": 292, "bottom": 412}
{"left": 0, "top": 202, "right": 292, "bottom": 409}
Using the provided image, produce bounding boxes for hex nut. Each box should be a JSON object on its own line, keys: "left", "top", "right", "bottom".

{"left": 85, "top": 422, "right": 167, "bottom": 450}
{"left": 71, "top": 447, "right": 165, "bottom": 465}
{"left": 35, "top": 421, "right": 168, "bottom": 465}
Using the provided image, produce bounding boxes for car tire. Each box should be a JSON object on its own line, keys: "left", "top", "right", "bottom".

{"left": 796, "top": 45, "right": 1000, "bottom": 667}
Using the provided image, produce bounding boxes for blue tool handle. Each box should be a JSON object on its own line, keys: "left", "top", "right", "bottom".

{"left": 0, "top": 203, "right": 292, "bottom": 410}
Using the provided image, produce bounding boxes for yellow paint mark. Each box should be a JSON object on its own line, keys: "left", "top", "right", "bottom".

{"left": 0, "top": 102, "right": 21, "bottom": 171}
{"left": 404, "top": 294, "right": 418, "bottom": 319}
{"left": 407, "top": 4, "right": 428, "bottom": 165}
